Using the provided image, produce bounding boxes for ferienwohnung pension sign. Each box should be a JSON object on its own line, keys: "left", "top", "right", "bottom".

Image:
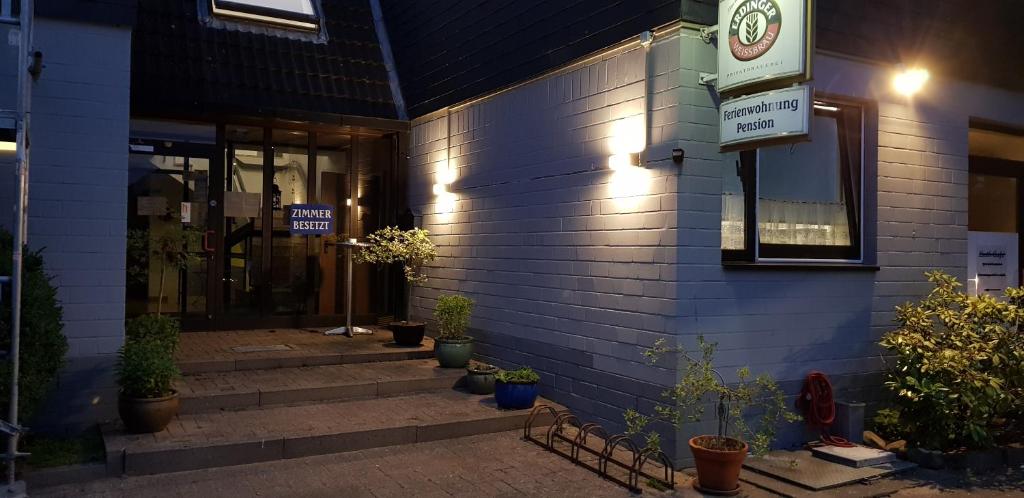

{"left": 717, "top": 0, "right": 812, "bottom": 95}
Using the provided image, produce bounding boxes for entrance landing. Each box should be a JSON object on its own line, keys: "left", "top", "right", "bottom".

{"left": 177, "top": 328, "right": 435, "bottom": 374}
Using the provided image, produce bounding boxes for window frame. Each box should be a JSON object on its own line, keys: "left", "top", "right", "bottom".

{"left": 722, "top": 98, "right": 865, "bottom": 263}
{"left": 210, "top": 0, "right": 321, "bottom": 31}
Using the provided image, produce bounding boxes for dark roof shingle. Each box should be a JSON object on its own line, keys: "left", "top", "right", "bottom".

{"left": 131, "top": 0, "right": 398, "bottom": 121}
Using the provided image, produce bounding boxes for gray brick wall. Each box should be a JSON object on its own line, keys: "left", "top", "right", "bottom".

{"left": 408, "top": 32, "right": 686, "bottom": 446}
{"left": 0, "top": 18, "right": 131, "bottom": 432}
{"left": 26, "top": 18, "right": 131, "bottom": 358}
{"left": 409, "top": 23, "right": 1024, "bottom": 462}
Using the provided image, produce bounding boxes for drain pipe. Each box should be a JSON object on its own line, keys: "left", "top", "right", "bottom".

{"left": 6, "top": 0, "right": 35, "bottom": 494}
{"left": 640, "top": 30, "right": 653, "bottom": 164}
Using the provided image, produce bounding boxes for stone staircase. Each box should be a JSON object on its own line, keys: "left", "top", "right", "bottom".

{"left": 102, "top": 329, "right": 561, "bottom": 476}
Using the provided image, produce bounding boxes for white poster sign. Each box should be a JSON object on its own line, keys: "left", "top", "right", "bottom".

{"left": 967, "top": 231, "right": 1019, "bottom": 297}
{"left": 180, "top": 202, "right": 192, "bottom": 224}
{"left": 717, "top": 0, "right": 812, "bottom": 95}
{"left": 720, "top": 85, "right": 810, "bottom": 149}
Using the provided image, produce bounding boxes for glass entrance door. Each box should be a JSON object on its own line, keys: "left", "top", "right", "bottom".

{"left": 127, "top": 125, "right": 399, "bottom": 329}
{"left": 127, "top": 142, "right": 213, "bottom": 319}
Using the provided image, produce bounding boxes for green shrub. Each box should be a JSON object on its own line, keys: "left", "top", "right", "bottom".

{"left": 125, "top": 314, "right": 179, "bottom": 354}
{"left": 117, "top": 337, "right": 179, "bottom": 399}
{"left": 495, "top": 367, "right": 540, "bottom": 384}
{"left": 624, "top": 336, "right": 799, "bottom": 456}
{"left": 879, "top": 271, "right": 1024, "bottom": 450}
{"left": 434, "top": 294, "right": 473, "bottom": 340}
{"left": 0, "top": 230, "right": 68, "bottom": 423}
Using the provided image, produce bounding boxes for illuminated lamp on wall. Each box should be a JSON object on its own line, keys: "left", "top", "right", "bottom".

{"left": 893, "top": 67, "right": 929, "bottom": 97}
{"left": 433, "top": 163, "right": 457, "bottom": 214}
{"left": 607, "top": 116, "right": 652, "bottom": 202}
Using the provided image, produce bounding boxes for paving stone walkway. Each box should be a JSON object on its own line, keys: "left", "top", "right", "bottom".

{"left": 38, "top": 431, "right": 701, "bottom": 498}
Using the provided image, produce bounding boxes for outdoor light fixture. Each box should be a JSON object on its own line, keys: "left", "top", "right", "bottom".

{"left": 433, "top": 163, "right": 457, "bottom": 214}
{"left": 0, "top": 127, "right": 15, "bottom": 156}
{"left": 607, "top": 115, "right": 652, "bottom": 205}
{"left": 893, "top": 67, "right": 929, "bottom": 96}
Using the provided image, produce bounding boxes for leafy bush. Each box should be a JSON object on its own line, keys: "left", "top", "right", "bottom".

{"left": 625, "top": 336, "right": 799, "bottom": 456}
{"left": 352, "top": 227, "right": 437, "bottom": 285}
{"left": 0, "top": 230, "right": 68, "bottom": 423}
{"left": 117, "top": 336, "right": 179, "bottom": 399}
{"left": 434, "top": 294, "right": 473, "bottom": 341}
{"left": 495, "top": 367, "right": 540, "bottom": 384}
{"left": 878, "top": 271, "right": 1024, "bottom": 450}
{"left": 125, "top": 314, "right": 180, "bottom": 354}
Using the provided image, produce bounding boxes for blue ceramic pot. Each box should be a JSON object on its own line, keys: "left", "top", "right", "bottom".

{"left": 494, "top": 381, "right": 538, "bottom": 410}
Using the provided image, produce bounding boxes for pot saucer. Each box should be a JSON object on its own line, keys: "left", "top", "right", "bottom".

{"left": 692, "top": 480, "right": 740, "bottom": 496}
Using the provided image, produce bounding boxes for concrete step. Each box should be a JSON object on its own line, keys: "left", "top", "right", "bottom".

{"left": 176, "top": 329, "right": 435, "bottom": 374}
{"left": 103, "top": 391, "right": 563, "bottom": 476}
{"left": 177, "top": 359, "right": 464, "bottom": 413}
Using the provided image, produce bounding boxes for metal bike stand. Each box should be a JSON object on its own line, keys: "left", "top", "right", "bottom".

{"left": 325, "top": 239, "right": 372, "bottom": 337}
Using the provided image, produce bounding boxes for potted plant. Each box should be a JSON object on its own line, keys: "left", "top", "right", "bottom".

{"left": 352, "top": 227, "right": 437, "bottom": 346}
{"left": 117, "top": 315, "right": 181, "bottom": 433}
{"left": 625, "top": 337, "right": 798, "bottom": 494}
{"left": 466, "top": 360, "right": 498, "bottom": 394}
{"left": 494, "top": 366, "right": 540, "bottom": 409}
{"left": 127, "top": 224, "right": 201, "bottom": 315}
{"left": 433, "top": 294, "right": 474, "bottom": 368}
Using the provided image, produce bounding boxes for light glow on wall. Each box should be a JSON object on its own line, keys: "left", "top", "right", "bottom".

{"left": 893, "top": 67, "right": 929, "bottom": 96}
{"left": 607, "top": 116, "right": 651, "bottom": 206}
{"left": 433, "top": 162, "right": 457, "bottom": 214}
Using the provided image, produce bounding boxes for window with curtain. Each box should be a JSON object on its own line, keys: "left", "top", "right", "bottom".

{"left": 722, "top": 99, "right": 863, "bottom": 262}
{"left": 211, "top": 0, "right": 320, "bottom": 31}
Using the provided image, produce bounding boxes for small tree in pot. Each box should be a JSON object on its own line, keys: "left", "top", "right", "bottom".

{"left": 625, "top": 336, "right": 798, "bottom": 494}
{"left": 433, "top": 294, "right": 474, "bottom": 368}
{"left": 117, "top": 315, "right": 181, "bottom": 433}
{"left": 351, "top": 227, "right": 437, "bottom": 346}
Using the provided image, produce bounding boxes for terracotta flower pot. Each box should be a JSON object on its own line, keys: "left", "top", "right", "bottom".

{"left": 118, "top": 390, "right": 180, "bottom": 434}
{"left": 689, "top": 435, "right": 747, "bottom": 494}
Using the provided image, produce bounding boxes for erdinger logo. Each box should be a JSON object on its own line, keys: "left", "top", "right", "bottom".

{"left": 728, "top": 0, "right": 782, "bottom": 61}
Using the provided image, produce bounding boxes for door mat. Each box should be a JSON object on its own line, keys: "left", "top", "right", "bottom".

{"left": 743, "top": 450, "right": 916, "bottom": 491}
{"left": 230, "top": 344, "right": 294, "bottom": 353}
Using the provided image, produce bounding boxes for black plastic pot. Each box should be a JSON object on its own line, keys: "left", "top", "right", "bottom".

{"left": 388, "top": 321, "right": 425, "bottom": 346}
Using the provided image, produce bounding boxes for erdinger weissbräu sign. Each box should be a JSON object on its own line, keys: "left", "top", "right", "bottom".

{"left": 720, "top": 85, "right": 810, "bottom": 150}
{"left": 289, "top": 204, "right": 335, "bottom": 235}
{"left": 717, "top": 0, "right": 812, "bottom": 95}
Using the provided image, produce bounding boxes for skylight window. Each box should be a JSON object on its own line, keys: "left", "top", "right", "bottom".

{"left": 211, "top": 0, "right": 320, "bottom": 31}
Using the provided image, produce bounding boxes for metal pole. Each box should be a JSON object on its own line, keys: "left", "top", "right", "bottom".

{"left": 345, "top": 244, "right": 353, "bottom": 334}
{"left": 7, "top": 0, "right": 33, "bottom": 492}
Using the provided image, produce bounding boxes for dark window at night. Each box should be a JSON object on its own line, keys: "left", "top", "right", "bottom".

{"left": 210, "top": 0, "right": 320, "bottom": 31}
{"left": 722, "top": 100, "right": 864, "bottom": 262}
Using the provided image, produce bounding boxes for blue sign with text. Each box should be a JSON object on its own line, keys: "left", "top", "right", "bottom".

{"left": 289, "top": 204, "right": 335, "bottom": 235}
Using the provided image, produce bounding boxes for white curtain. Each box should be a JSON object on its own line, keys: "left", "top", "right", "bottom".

{"left": 721, "top": 193, "right": 852, "bottom": 248}
{"left": 757, "top": 197, "right": 850, "bottom": 246}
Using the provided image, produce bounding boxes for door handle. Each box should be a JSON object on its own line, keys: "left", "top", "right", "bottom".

{"left": 203, "top": 230, "right": 215, "bottom": 253}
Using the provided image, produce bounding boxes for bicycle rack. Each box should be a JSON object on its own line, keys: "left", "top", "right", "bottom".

{"left": 523, "top": 404, "right": 675, "bottom": 494}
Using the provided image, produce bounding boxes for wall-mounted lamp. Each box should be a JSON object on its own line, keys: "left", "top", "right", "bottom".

{"left": 893, "top": 67, "right": 929, "bottom": 97}
{"left": 607, "top": 116, "right": 652, "bottom": 203}
{"left": 433, "top": 164, "right": 457, "bottom": 214}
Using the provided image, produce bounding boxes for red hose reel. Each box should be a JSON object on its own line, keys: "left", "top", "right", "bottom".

{"left": 797, "top": 371, "right": 855, "bottom": 448}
